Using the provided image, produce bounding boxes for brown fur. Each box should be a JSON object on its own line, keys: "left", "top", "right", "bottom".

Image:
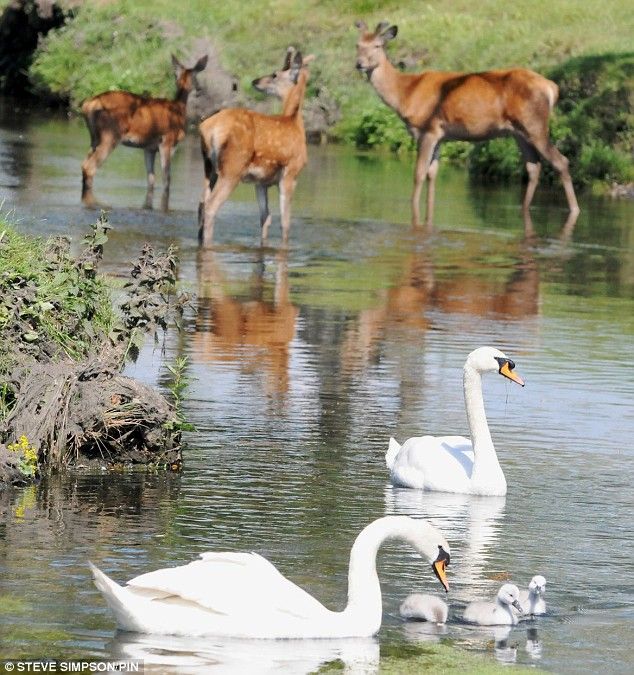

{"left": 197, "top": 48, "right": 313, "bottom": 246}
{"left": 355, "top": 22, "right": 579, "bottom": 226}
{"left": 81, "top": 54, "right": 208, "bottom": 210}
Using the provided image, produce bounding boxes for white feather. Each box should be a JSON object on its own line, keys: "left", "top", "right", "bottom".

{"left": 89, "top": 516, "right": 450, "bottom": 639}
{"left": 386, "top": 347, "right": 525, "bottom": 496}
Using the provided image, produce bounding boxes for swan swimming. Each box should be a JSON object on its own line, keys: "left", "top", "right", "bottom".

{"left": 399, "top": 593, "right": 449, "bottom": 624}
{"left": 463, "top": 583, "right": 523, "bottom": 626}
{"left": 386, "top": 346, "right": 525, "bottom": 496}
{"left": 89, "top": 516, "right": 450, "bottom": 639}
{"left": 517, "top": 575, "right": 547, "bottom": 616}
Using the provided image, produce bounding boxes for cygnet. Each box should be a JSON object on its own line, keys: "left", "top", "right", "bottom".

{"left": 399, "top": 593, "right": 449, "bottom": 624}
{"left": 463, "top": 583, "right": 522, "bottom": 626}
{"left": 518, "top": 575, "right": 546, "bottom": 616}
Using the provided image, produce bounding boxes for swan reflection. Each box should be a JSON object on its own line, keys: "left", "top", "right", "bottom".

{"left": 108, "top": 632, "right": 380, "bottom": 674}
{"left": 525, "top": 626, "right": 543, "bottom": 659}
{"left": 492, "top": 625, "right": 518, "bottom": 664}
{"left": 384, "top": 486, "right": 506, "bottom": 600}
{"left": 401, "top": 619, "right": 448, "bottom": 643}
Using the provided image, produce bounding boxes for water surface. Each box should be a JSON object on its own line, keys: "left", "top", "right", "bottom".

{"left": 0, "top": 100, "right": 633, "bottom": 672}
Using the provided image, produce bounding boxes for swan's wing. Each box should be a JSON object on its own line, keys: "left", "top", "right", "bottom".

{"left": 126, "top": 552, "right": 328, "bottom": 620}
{"left": 386, "top": 437, "right": 402, "bottom": 470}
{"left": 393, "top": 435, "right": 474, "bottom": 489}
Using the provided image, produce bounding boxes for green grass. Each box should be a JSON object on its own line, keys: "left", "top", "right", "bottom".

{"left": 23, "top": 0, "right": 634, "bottom": 189}
{"left": 0, "top": 214, "right": 114, "bottom": 376}
{"left": 29, "top": 0, "right": 634, "bottom": 106}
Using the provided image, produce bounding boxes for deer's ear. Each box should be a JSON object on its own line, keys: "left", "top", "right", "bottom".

{"left": 290, "top": 51, "right": 303, "bottom": 83}
{"left": 283, "top": 46, "right": 296, "bottom": 71}
{"left": 302, "top": 54, "right": 316, "bottom": 66}
{"left": 194, "top": 55, "right": 208, "bottom": 72}
{"left": 380, "top": 25, "right": 398, "bottom": 41}
{"left": 355, "top": 20, "right": 368, "bottom": 32}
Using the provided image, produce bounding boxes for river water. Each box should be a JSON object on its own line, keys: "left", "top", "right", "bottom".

{"left": 0, "top": 101, "right": 633, "bottom": 673}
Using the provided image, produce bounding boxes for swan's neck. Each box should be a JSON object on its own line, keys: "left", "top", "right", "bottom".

{"left": 463, "top": 366, "right": 504, "bottom": 487}
{"left": 527, "top": 589, "right": 542, "bottom": 610}
{"left": 341, "top": 517, "right": 430, "bottom": 635}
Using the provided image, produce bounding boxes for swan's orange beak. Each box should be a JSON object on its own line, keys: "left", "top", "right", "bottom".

{"left": 432, "top": 546, "right": 450, "bottom": 592}
{"left": 499, "top": 360, "right": 525, "bottom": 387}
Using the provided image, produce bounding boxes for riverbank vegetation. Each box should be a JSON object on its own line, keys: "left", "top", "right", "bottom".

{"left": 0, "top": 213, "right": 186, "bottom": 485}
{"left": 2, "top": 0, "right": 633, "bottom": 192}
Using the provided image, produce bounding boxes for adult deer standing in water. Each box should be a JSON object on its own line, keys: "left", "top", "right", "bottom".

{"left": 197, "top": 48, "right": 313, "bottom": 247}
{"left": 355, "top": 22, "right": 579, "bottom": 227}
{"left": 81, "top": 54, "right": 208, "bottom": 210}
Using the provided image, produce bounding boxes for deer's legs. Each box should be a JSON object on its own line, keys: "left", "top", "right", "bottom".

{"left": 533, "top": 139, "right": 580, "bottom": 215}
{"left": 159, "top": 143, "right": 175, "bottom": 212}
{"left": 256, "top": 184, "right": 272, "bottom": 242}
{"left": 198, "top": 174, "right": 240, "bottom": 247}
{"left": 424, "top": 145, "right": 441, "bottom": 231}
{"left": 412, "top": 134, "right": 441, "bottom": 228}
{"left": 81, "top": 133, "right": 118, "bottom": 206}
{"left": 516, "top": 137, "right": 542, "bottom": 216}
{"left": 279, "top": 173, "right": 297, "bottom": 245}
{"left": 143, "top": 148, "right": 157, "bottom": 209}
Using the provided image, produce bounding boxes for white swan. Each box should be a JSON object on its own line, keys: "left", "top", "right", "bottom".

{"left": 463, "top": 583, "right": 523, "bottom": 626}
{"left": 89, "top": 516, "right": 451, "bottom": 639}
{"left": 386, "top": 346, "right": 525, "bottom": 496}
{"left": 399, "top": 593, "right": 448, "bottom": 624}
{"left": 517, "top": 575, "right": 547, "bottom": 616}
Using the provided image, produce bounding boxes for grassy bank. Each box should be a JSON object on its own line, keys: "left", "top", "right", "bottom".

{"left": 26, "top": 1, "right": 634, "bottom": 106}
{"left": 0, "top": 214, "right": 113, "bottom": 381}
{"left": 0, "top": 213, "right": 185, "bottom": 484}
{"left": 13, "top": 0, "right": 634, "bottom": 190}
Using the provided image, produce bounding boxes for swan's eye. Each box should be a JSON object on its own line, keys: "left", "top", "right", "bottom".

{"left": 507, "top": 359, "right": 516, "bottom": 370}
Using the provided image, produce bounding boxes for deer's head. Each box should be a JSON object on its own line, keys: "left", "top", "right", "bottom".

{"left": 355, "top": 21, "right": 397, "bottom": 77}
{"left": 252, "top": 48, "right": 314, "bottom": 98}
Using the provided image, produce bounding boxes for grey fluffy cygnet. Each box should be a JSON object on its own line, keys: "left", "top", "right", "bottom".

{"left": 399, "top": 593, "right": 449, "bottom": 624}
{"left": 463, "top": 584, "right": 522, "bottom": 626}
{"left": 517, "top": 575, "right": 546, "bottom": 616}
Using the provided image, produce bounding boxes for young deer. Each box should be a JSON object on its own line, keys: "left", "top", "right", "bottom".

{"left": 197, "top": 48, "right": 313, "bottom": 247}
{"left": 81, "top": 54, "right": 208, "bottom": 211}
{"left": 355, "top": 22, "right": 579, "bottom": 227}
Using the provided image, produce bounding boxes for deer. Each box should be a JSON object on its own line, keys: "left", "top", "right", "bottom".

{"left": 355, "top": 21, "right": 580, "bottom": 228}
{"left": 197, "top": 47, "right": 313, "bottom": 247}
{"left": 81, "top": 54, "right": 208, "bottom": 211}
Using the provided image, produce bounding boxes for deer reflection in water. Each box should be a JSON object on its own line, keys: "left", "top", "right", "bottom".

{"left": 193, "top": 248, "right": 298, "bottom": 399}
{"left": 341, "top": 225, "right": 546, "bottom": 373}
{"left": 343, "top": 205, "right": 582, "bottom": 373}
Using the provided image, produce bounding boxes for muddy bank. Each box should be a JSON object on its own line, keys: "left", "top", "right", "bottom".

{"left": 0, "top": 0, "right": 68, "bottom": 97}
{"left": 0, "top": 217, "right": 187, "bottom": 486}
